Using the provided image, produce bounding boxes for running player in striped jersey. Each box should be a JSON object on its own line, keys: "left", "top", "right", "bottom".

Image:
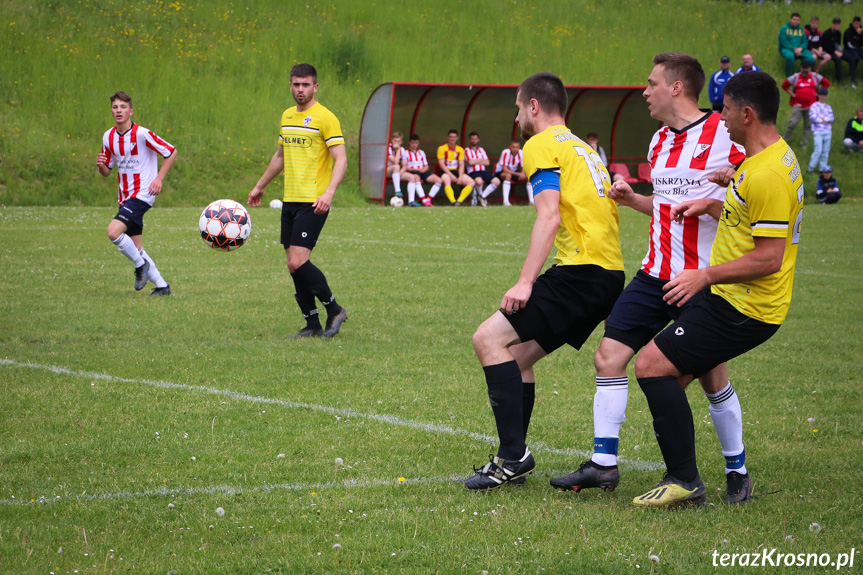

{"left": 464, "top": 132, "right": 496, "bottom": 207}
{"left": 248, "top": 63, "right": 348, "bottom": 338}
{"left": 465, "top": 73, "right": 625, "bottom": 490}
{"left": 435, "top": 130, "right": 475, "bottom": 205}
{"left": 633, "top": 71, "right": 802, "bottom": 508}
{"left": 550, "top": 53, "right": 753, "bottom": 504}
{"left": 481, "top": 141, "right": 535, "bottom": 206}
{"left": 386, "top": 132, "right": 404, "bottom": 199}
{"left": 97, "top": 91, "right": 176, "bottom": 296}
{"left": 401, "top": 134, "right": 436, "bottom": 207}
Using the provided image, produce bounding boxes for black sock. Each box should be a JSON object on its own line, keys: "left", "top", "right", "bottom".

{"left": 522, "top": 381, "right": 536, "bottom": 438}
{"left": 290, "top": 271, "right": 321, "bottom": 330}
{"left": 637, "top": 375, "right": 698, "bottom": 482}
{"left": 294, "top": 260, "right": 339, "bottom": 316}
{"left": 483, "top": 360, "right": 525, "bottom": 460}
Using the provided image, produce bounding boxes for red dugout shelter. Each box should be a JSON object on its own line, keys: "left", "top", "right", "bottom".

{"left": 359, "top": 82, "right": 660, "bottom": 203}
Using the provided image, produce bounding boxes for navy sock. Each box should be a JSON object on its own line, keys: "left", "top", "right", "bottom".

{"left": 637, "top": 375, "right": 698, "bottom": 482}
{"left": 522, "top": 381, "right": 536, "bottom": 438}
{"left": 483, "top": 360, "right": 525, "bottom": 460}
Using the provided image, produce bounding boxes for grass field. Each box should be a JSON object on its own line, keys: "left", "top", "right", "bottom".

{"left": 1, "top": 200, "right": 861, "bottom": 574}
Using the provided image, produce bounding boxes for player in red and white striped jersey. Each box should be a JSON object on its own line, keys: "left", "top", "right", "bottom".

{"left": 401, "top": 134, "right": 438, "bottom": 206}
{"left": 480, "top": 141, "right": 535, "bottom": 206}
{"left": 386, "top": 132, "right": 405, "bottom": 199}
{"left": 553, "top": 53, "right": 752, "bottom": 504}
{"left": 464, "top": 132, "right": 497, "bottom": 206}
{"left": 97, "top": 91, "right": 176, "bottom": 295}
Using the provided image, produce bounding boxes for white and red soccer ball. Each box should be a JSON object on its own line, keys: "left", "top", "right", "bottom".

{"left": 199, "top": 199, "right": 252, "bottom": 251}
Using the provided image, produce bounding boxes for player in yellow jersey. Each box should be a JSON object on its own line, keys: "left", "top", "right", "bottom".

{"left": 248, "top": 63, "right": 348, "bottom": 338}
{"left": 464, "top": 73, "right": 625, "bottom": 490}
{"left": 433, "top": 129, "right": 475, "bottom": 205}
{"left": 632, "top": 71, "right": 803, "bottom": 508}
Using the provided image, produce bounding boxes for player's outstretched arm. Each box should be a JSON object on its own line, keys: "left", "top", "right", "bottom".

{"left": 670, "top": 198, "right": 724, "bottom": 222}
{"left": 149, "top": 150, "right": 177, "bottom": 195}
{"left": 313, "top": 143, "right": 346, "bottom": 214}
{"left": 608, "top": 179, "right": 653, "bottom": 215}
{"left": 249, "top": 146, "right": 284, "bottom": 207}
{"left": 500, "top": 189, "right": 559, "bottom": 315}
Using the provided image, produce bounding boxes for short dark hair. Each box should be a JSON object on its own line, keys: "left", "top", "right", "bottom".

{"left": 853, "top": 16, "right": 861, "bottom": 23}
{"left": 723, "top": 72, "right": 780, "bottom": 126}
{"left": 448, "top": 129, "right": 458, "bottom": 136}
{"left": 469, "top": 131, "right": 479, "bottom": 137}
{"left": 110, "top": 91, "right": 132, "bottom": 107}
{"left": 410, "top": 134, "right": 420, "bottom": 141}
{"left": 518, "top": 72, "right": 568, "bottom": 117}
{"left": 586, "top": 132, "right": 599, "bottom": 139}
{"left": 791, "top": 12, "right": 801, "bottom": 19}
{"left": 653, "top": 53, "right": 705, "bottom": 101}
{"left": 290, "top": 63, "right": 318, "bottom": 82}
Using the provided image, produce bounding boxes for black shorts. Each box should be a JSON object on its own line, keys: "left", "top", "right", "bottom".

{"left": 444, "top": 169, "right": 460, "bottom": 180}
{"left": 408, "top": 169, "right": 433, "bottom": 182}
{"left": 505, "top": 265, "right": 625, "bottom": 354}
{"left": 653, "top": 289, "right": 781, "bottom": 378}
{"left": 470, "top": 169, "right": 493, "bottom": 184}
{"left": 604, "top": 270, "right": 702, "bottom": 352}
{"left": 113, "top": 197, "right": 151, "bottom": 237}
{"left": 280, "top": 202, "right": 329, "bottom": 249}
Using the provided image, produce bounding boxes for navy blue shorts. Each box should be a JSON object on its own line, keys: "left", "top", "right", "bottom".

{"left": 408, "top": 169, "right": 433, "bottom": 182}
{"left": 113, "top": 198, "right": 151, "bottom": 237}
{"left": 604, "top": 270, "right": 702, "bottom": 352}
{"left": 654, "top": 289, "right": 780, "bottom": 378}
{"left": 280, "top": 202, "right": 329, "bottom": 249}
{"left": 504, "top": 264, "right": 625, "bottom": 354}
{"left": 470, "top": 169, "right": 493, "bottom": 184}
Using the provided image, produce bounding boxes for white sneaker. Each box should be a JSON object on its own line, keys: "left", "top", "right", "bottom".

{"left": 503, "top": 201, "right": 512, "bottom": 207}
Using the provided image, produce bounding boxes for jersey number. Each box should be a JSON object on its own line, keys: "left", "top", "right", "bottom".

{"left": 573, "top": 146, "right": 611, "bottom": 197}
{"left": 792, "top": 183, "right": 804, "bottom": 245}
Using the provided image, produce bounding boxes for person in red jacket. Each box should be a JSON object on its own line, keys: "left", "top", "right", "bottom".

{"left": 782, "top": 60, "right": 830, "bottom": 149}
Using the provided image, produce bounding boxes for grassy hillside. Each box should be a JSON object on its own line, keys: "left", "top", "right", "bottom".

{"left": 2, "top": 0, "right": 861, "bottom": 206}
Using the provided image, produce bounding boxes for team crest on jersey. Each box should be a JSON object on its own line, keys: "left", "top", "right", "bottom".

{"left": 303, "top": 116, "right": 313, "bottom": 127}
{"left": 693, "top": 143, "right": 711, "bottom": 160}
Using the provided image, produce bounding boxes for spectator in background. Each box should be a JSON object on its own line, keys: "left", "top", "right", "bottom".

{"left": 816, "top": 167, "right": 842, "bottom": 204}
{"left": 821, "top": 17, "right": 845, "bottom": 84}
{"left": 842, "top": 107, "right": 863, "bottom": 151}
{"left": 808, "top": 88, "right": 834, "bottom": 172}
{"left": 779, "top": 13, "right": 815, "bottom": 78}
{"left": 586, "top": 132, "right": 609, "bottom": 166}
{"left": 843, "top": 16, "right": 863, "bottom": 89}
{"left": 782, "top": 60, "right": 830, "bottom": 149}
{"left": 386, "top": 132, "right": 404, "bottom": 199}
{"left": 735, "top": 53, "right": 762, "bottom": 74}
{"left": 708, "top": 56, "right": 734, "bottom": 112}
{"left": 805, "top": 16, "right": 832, "bottom": 74}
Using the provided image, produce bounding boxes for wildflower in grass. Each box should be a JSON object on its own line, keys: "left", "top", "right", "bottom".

{"left": 335, "top": 457, "right": 344, "bottom": 465}
{"left": 216, "top": 507, "right": 225, "bottom": 516}
{"left": 333, "top": 543, "right": 342, "bottom": 549}
{"left": 398, "top": 477, "right": 406, "bottom": 483}
{"left": 809, "top": 522, "right": 821, "bottom": 534}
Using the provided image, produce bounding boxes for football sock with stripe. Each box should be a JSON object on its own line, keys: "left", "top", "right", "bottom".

{"left": 139, "top": 249, "right": 167, "bottom": 289}
{"left": 483, "top": 360, "right": 525, "bottom": 460}
{"left": 428, "top": 183, "right": 441, "bottom": 198}
{"left": 591, "top": 376, "right": 628, "bottom": 467}
{"left": 637, "top": 375, "right": 698, "bottom": 482}
{"left": 112, "top": 233, "right": 145, "bottom": 267}
{"left": 706, "top": 381, "right": 747, "bottom": 475}
{"left": 289, "top": 269, "right": 321, "bottom": 330}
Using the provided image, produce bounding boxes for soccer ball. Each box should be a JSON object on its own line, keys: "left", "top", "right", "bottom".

{"left": 269, "top": 198, "right": 283, "bottom": 209}
{"left": 199, "top": 199, "right": 252, "bottom": 251}
{"left": 390, "top": 196, "right": 404, "bottom": 207}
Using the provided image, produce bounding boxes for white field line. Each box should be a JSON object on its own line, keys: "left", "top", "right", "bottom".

{"left": 0, "top": 358, "right": 664, "bottom": 506}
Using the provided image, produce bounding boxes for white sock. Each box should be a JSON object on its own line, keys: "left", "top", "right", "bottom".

{"left": 706, "top": 382, "right": 747, "bottom": 475}
{"left": 392, "top": 172, "right": 401, "bottom": 193}
{"left": 429, "top": 183, "right": 441, "bottom": 198}
{"left": 407, "top": 182, "right": 416, "bottom": 204}
{"left": 416, "top": 182, "right": 426, "bottom": 198}
{"left": 591, "top": 376, "right": 628, "bottom": 466}
{"left": 140, "top": 249, "right": 167, "bottom": 288}
{"left": 527, "top": 182, "right": 534, "bottom": 205}
{"left": 481, "top": 182, "right": 497, "bottom": 198}
{"left": 112, "top": 234, "right": 145, "bottom": 267}
{"left": 502, "top": 181, "right": 511, "bottom": 204}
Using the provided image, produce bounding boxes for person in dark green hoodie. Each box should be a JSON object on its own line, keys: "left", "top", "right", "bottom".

{"left": 779, "top": 13, "right": 815, "bottom": 77}
{"left": 842, "top": 108, "right": 863, "bottom": 151}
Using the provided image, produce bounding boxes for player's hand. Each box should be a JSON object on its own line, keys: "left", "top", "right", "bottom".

{"left": 670, "top": 199, "right": 708, "bottom": 223}
{"left": 313, "top": 191, "right": 334, "bottom": 214}
{"left": 96, "top": 152, "right": 108, "bottom": 168}
{"left": 662, "top": 268, "right": 708, "bottom": 307}
{"left": 149, "top": 178, "right": 163, "bottom": 195}
{"left": 500, "top": 280, "right": 532, "bottom": 315}
{"left": 608, "top": 180, "right": 636, "bottom": 205}
{"left": 248, "top": 187, "right": 263, "bottom": 207}
{"left": 708, "top": 166, "right": 736, "bottom": 188}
